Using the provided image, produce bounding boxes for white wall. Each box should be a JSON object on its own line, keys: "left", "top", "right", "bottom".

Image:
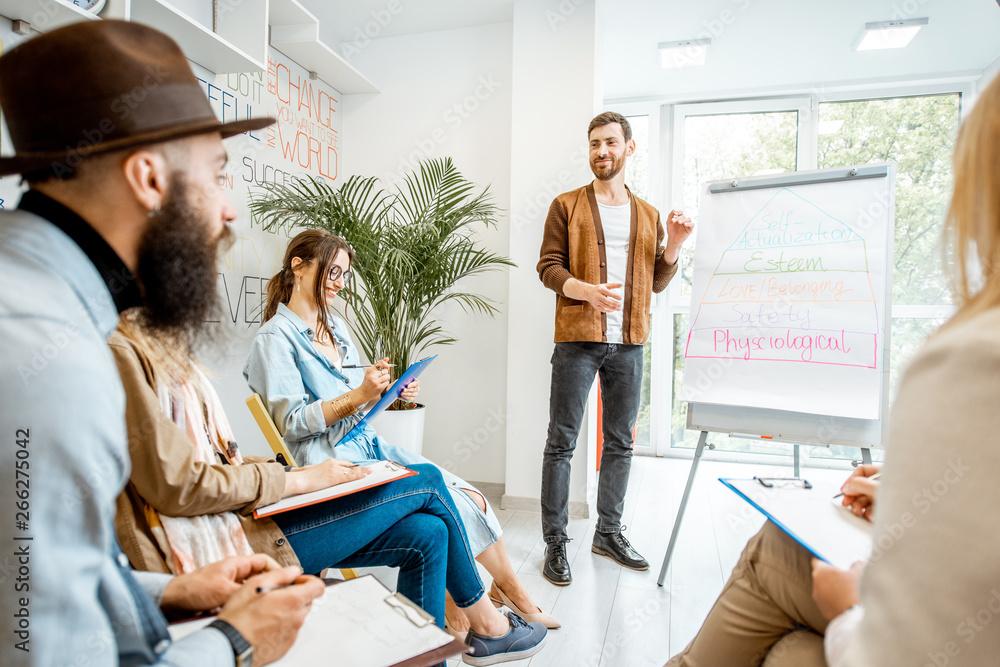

{"left": 339, "top": 5, "right": 607, "bottom": 508}
{"left": 342, "top": 22, "right": 514, "bottom": 484}
{"left": 193, "top": 51, "right": 344, "bottom": 459}
{"left": 981, "top": 55, "right": 1000, "bottom": 90}
{"left": 503, "top": 0, "right": 602, "bottom": 514}
{"left": 0, "top": 17, "right": 345, "bottom": 460}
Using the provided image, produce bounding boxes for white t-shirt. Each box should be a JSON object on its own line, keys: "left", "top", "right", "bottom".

{"left": 597, "top": 200, "right": 630, "bottom": 343}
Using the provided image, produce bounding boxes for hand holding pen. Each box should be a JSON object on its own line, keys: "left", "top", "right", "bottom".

{"left": 835, "top": 465, "right": 882, "bottom": 522}
{"left": 358, "top": 358, "right": 393, "bottom": 401}
{"left": 350, "top": 361, "right": 420, "bottom": 402}
{"left": 218, "top": 566, "right": 324, "bottom": 664}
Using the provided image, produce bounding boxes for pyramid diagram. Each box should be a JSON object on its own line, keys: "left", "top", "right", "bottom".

{"left": 685, "top": 188, "right": 879, "bottom": 369}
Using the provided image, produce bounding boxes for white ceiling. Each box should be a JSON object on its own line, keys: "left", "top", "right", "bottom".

{"left": 300, "top": 1, "right": 1000, "bottom": 100}
{"left": 600, "top": 0, "right": 1000, "bottom": 101}
{"left": 300, "top": 0, "right": 514, "bottom": 49}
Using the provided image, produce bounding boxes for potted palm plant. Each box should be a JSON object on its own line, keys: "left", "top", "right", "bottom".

{"left": 248, "top": 157, "right": 513, "bottom": 454}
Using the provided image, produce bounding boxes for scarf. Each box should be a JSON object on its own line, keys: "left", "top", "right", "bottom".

{"left": 145, "top": 366, "right": 255, "bottom": 574}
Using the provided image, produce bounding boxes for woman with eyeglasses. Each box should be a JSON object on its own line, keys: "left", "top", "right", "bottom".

{"left": 246, "top": 229, "right": 560, "bottom": 637}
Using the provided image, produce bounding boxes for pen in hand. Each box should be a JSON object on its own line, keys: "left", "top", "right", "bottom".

{"left": 833, "top": 472, "right": 881, "bottom": 499}
{"left": 257, "top": 583, "right": 295, "bottom": 593}
{"left": 256, "top": 582, "right": 297, "bottom": 594}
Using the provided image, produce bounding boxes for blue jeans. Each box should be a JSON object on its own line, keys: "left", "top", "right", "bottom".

{"left": 333, "top": 436, "right": 504, "bottom": 557}
{"left": 272, "top": 464, "right": 485, "bottom": 627}
{"left": 541, "top": 342, "right": 643, "bottom": 543}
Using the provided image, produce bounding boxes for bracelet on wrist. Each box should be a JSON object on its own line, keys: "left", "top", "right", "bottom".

{"left": 327, "top": 393, "right": 357, "bottom": 422}
{"left": 207, "top": 619, "right": 253, "bottom": 667}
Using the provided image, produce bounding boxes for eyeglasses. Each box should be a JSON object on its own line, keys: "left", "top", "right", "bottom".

{"left": 328, "top": 266, "right": 353, "bottom": 284}
{"left": 300, "top": 258, "right": 353, "bottom": 284}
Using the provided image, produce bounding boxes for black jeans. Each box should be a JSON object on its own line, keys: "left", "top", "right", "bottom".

{"left": 541, "top": 342, "right": 643, "bottom": 543}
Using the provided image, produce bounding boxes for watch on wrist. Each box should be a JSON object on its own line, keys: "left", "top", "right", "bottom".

{"left": 208, "top": 619, "right": 253, "bottom": 667}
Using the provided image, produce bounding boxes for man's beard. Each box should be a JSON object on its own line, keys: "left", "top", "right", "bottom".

{"left": 591, "top": 152, "right": 627, "bottom": 181}
{"left": 134, "top": 176, "right": 233, "bottom": 351}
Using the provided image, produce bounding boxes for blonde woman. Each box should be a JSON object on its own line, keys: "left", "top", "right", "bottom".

{"left": 665, "top": 72, "right": 1000, "bottom": 667}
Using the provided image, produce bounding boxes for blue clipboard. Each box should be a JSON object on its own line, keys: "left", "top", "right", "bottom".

{"left": 337, "top": 355, "right": 437, "bottom": 445}
{"left": 719, "top": 477, "right": 872, "bottom": 570}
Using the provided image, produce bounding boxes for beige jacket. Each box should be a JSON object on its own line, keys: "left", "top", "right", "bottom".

{"left": 838, "top": 307, "right": 1000, "bottom": 665}
{"left": 109, "top": 333, "right": 300, "bottom": 573}
{"left": 536, "top": 183, "right": 677, "bottom": 344}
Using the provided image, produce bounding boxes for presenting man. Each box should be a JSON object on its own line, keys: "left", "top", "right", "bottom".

{"left": 0, "top": 21, "right": 323, "bottom": 666}
{"left": 537, "top": 112, "right": 693, "bottom": 584}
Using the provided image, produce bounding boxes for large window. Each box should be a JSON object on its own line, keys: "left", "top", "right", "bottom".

{"left": 812, "top": 94, "right": 959, "bottom": 460}
{"left": 619, "top": 86, "right": 966, "bottom": 461}
{"left": 679, "top": 110, "right": 799, "bottom": 296}
{"left": 625, "top": 115, "right": 654, "bottom": 448}
{"left": 817, "top": 96, "right": 959, "bottom": 307}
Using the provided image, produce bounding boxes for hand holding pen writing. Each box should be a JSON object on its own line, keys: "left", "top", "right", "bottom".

{"left": 161, "top": 554, "right": 284, "bottom": 613}
{"left": 219, "top": 566, "right": 324, "bottom": 666}
{"left": 836, "top": 464, "right": 882, "bottom": 522}
{"left": 359, "top": 358, "right": 393, "bottom": 401}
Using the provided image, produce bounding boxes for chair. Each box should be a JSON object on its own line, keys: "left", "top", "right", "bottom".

{"left": 246, "top": 393, "right": 298, "bottom": 467}
{"left": 245, "top": 393, "right": 358, "bottom": 581}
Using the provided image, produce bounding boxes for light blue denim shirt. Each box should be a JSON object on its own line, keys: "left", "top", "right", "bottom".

{"left": 244, "top": 303, "right": 383, "bottom": 466}
{"left": 0, "top": 209, "right": 232, "bottom": 666}
{"left": 246, "top": 304, "right": 506, "bottom": 556}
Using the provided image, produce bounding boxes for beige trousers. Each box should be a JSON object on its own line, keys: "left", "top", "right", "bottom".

{"left": 665, "top": 521, "right": 829, "bottom": 667}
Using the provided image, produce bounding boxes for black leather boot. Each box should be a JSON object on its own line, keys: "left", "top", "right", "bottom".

{"left": 543, "top": 541, "right": 572, "bottom": 585}
{"left": 592, "top": 528, "right": 649, "bottom": 571}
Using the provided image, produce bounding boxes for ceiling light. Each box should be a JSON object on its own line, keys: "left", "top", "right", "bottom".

{"left": 856, "top": 18, "right": 928, "bottom": 51}
{"left": 659, "top": 39, "right": 711, "bottom": 69}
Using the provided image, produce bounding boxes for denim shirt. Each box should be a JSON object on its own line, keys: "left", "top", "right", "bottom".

{"left": 0, "top": 209, "right": 232, "bottom": 666}
{"left": 244, "top": 303, "right": 381, "bottom": 466}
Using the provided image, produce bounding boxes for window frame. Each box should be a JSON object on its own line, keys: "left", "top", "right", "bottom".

{"left": 610, "top": 78, "right": 975, "bottom": 465}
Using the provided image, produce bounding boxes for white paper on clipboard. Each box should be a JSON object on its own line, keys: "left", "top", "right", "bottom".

{"left": 253, "top": 460, "right": 416, "bottom": 519}
{"left": 721, "top": 477, "right": 873, "bottom": 570}
{"left": 169, "top": 575, "right": 464, "bottom": 667}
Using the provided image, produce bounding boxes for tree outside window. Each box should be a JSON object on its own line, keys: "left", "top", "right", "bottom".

{"left": 657, "top": 94, "right": 961, "bottom": 459}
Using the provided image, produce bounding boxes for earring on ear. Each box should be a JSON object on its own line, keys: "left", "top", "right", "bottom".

{"left": 297, "top": 277, "right": 301, "bottom": 293}
{"left": 146, "top": 207, "right": 161, "bottom": 219}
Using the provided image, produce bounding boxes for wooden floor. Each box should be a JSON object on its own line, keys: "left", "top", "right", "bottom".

{"left": 440, "top": 455, "right": 848, "bottom": 667}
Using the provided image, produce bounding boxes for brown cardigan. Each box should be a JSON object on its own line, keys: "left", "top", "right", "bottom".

{"left": 109, "top": 332, "right": 300, "bottom": 573}
{"left": 536, "top": 183, "right": 677, "bottom": 344}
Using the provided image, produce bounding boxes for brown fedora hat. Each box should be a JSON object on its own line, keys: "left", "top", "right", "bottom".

{"left": 0, "top": 20, "right": 274, "bottom": 177}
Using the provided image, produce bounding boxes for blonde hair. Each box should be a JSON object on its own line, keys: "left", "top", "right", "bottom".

{"left": 117, "top": 308, "right": 198, "bottom": 388}
{"left": 942, "top": 72, "right": 1000, "bottom": 325}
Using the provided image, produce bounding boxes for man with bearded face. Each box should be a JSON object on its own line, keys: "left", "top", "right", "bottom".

{"left": 0, "top": 21, "right": 322, "bottom": 667}
{"left": 136, "top": 174, "right": 235, "bottom": 346}
{"left": 536, "top": 112, "right": 694, "bottom": 585}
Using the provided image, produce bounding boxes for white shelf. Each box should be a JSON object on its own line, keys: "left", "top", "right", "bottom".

{"left": 0, "top": 0, "right": 378, "bottom": 91}
{"left": 269, "top": 0, "right": 314, "bottom": 26}
{"left": 0, "top": 0, "right": 126, "bottom": 32}
{"left": 130, "top": 0, "right": 265, "bottom": 74}
{"left": 268, "top": 0, "right": 378, "bottom": 95}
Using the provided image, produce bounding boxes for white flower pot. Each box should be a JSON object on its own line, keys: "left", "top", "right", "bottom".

{"left": 370, "top": 403, "right": 425, "bottom": 456}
